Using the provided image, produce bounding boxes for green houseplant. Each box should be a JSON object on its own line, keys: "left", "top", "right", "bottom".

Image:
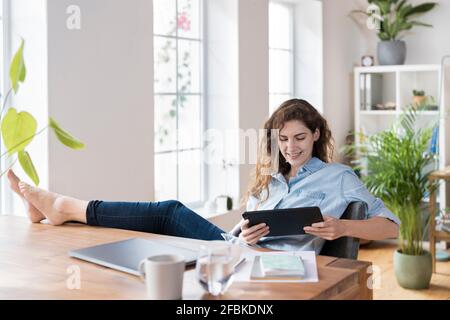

{"left": 355, "top": 106, "right": 437, "bottom": 289}
{"left": 412, "top": 89, "right": 427, "bottom": 107}
{"left": 0, "top": 39, "right": 84, "bottom": 186}
{"left": 355, "top": 0, "right": 437, "bottom": 65}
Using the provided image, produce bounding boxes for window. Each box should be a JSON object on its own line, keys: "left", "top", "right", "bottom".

{"left": 269, "top": 1, "right": 294, "bottom": 114}
{"left": 153, "top": 0, "right": 204, "bottom": 205}
{"left": 0, "top": 0, "right": 8, "bottom": 215}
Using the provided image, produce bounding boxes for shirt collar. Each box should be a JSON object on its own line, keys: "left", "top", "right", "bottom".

{"left": 271, "top": 157, "right": 326, "bottom": 179}
{"left": 301, "top": 157, "right": 326, "bottom": 175}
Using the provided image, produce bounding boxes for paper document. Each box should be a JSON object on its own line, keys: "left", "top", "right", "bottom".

{"left": 259, "top": 254, "right": 305, "bottom": 277}
{"left": 233, "top": 251, "right": 318, "bottom": 283}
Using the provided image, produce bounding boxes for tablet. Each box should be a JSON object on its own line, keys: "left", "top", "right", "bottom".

{"left": 242, "top": 206, "right": 324, "bottom": 237}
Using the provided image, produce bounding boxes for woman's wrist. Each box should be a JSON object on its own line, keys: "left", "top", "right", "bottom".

{"left": 340, "top": 219, "right": 352, "bottom": 237}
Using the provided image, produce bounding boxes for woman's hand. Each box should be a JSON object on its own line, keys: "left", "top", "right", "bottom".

{"left": 239, "top": 219, "right": 270, "bottom": 245}
{"left": 303, "top": 216, "right": 347, "bottom": 240}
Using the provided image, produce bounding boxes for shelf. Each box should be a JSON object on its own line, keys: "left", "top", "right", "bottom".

{"left": 355, "top": 64, "right": 441, "bottom": 74}
{"left": 359, "top": 110, "right": 439, "bottom": 116}
{"left": 360, "top": 110, "right": 397, "bottom": 115}
{"left": 411, "top": 111, "right": 439, "bottom": 115}
{"left": 355, "top": 64, "right": 449, "bottom": 214}
{"left": 432, "top": 230, "right": 450, "bottom": 240}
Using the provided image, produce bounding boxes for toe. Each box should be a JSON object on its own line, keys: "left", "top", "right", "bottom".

{"left": 7, "top": 169, "right": 19, "bottom": 184}
{"left": 18, "top": 181, "right": 30, "bottom": 194}
{"left": 8, "top": 169, "right": 20, "bottom": 183}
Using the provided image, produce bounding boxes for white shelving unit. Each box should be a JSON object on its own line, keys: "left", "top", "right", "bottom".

{"left": 354, "top": 64, "right": 450, "bottom": 213}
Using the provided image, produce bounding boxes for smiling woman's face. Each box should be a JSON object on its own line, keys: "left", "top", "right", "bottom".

{"left": 278, "top": 120, "right": 320, "bottom": 171}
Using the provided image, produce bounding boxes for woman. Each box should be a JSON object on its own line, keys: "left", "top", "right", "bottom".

{"left": 8, "top": 99, "right": 399, "bottom": 253}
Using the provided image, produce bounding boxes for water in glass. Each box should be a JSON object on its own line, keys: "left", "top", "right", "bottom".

{"left": 195, "top": 243, "right": 236, "bottom": 296}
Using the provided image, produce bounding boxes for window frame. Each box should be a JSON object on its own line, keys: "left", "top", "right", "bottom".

{"left": 269, "top": 1, "right": 295, "bottom": 112}
{"left": 0, "top": 0, "right": 12, "bottom": 216}
{"left": 153, "top": 0, "right": 206, "bottom": 208}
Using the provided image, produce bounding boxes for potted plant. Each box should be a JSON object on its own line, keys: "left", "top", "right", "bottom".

{"left": 412, "top": 89, "right": 426, "bottom": 106}
{"left": 355, "top": 106, "right": 437, "bottom": 289}
{"left": 355, "top": 0, "right": 437, "bottom": 65}
{"left": 1, "top": 39, "right": 84, "bottom": 185}
{"left": 216, "top": 195, "right": 233, "bottom": 212}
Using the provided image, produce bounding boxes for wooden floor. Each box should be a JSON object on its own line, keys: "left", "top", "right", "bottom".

{"left": 358, "top": 240, "right": 450, "bottom": 300}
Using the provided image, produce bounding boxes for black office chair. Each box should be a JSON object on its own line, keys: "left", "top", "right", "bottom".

{"left": 320, "top": 201, "right": 367, "bottom": 260}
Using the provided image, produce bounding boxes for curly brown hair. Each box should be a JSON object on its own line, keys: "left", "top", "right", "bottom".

{"left": 243, "top": 99, "right": 334, "bottom": 206}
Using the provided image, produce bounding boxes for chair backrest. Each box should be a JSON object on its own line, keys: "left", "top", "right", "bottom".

{"left": 319, "top": 201, "right": 367, "bottom": 260}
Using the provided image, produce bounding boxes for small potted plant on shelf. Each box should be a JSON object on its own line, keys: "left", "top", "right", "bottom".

{"left": 354, "top": 105, "right": 437, "bottom": 289}
{"left": 412, "top": 89, "right": 426, "bottom": 106}
{"left": 411, "top": 90, "right": 439, "bottom": 111}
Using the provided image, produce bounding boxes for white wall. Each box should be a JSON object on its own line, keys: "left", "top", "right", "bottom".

{"left": 47, "top": 0, "right": 154, "bottom": 201}
{"left": 204, "top": 0, "right": 270, "bottom": 209}
{"left": 402, "top": 0, "right": 450, "bottom": 64}
{"left": 322, "top": 0, "right": 368, "bottom": 161}
{"left": 294, "top": 0, "right": 323, "bottom": 112}
{"left": 204, "top": 0, "right": 239, "bottom": 205}
{"left": 238, "top": 0, "right": 270, "bottom": 203}
{"left": 322, "top": 0, "right": 450, "bottom": 160}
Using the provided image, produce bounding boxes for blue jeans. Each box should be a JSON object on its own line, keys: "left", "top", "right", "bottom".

{"left": 86, "top": 200, "right": 225, "bottom": 241}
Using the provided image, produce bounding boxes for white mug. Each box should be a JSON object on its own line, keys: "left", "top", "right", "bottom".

{"left": 204, "top": 200, "right": 217, "bottom": 213}
{"left": 216, "top": 196, "right": 228, "bottom": 213}
{"left": 138, "top": 254, "right": 186, "bottom": 300}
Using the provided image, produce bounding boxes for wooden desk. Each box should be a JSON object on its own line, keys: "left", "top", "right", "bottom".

{"left": 0, "top": 216, "right": 372, "bottom": 300}
{"left": 429, "top": 166, "right": 450, "bottom": 273}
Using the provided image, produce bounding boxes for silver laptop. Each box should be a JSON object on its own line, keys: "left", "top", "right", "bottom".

{"left": 69, "top": 238, "right": 198, "bottom": 276}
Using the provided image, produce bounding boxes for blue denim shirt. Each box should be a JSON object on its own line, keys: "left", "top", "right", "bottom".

{"left": 234, "top": 157, "right": 400, "bottom": 254}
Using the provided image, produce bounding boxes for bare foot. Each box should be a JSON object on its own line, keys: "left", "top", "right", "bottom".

{"left": 7, "top": 169, "right": 45, "bottom": 223}
{"left": 18, "top": 181, "right": 73, "bottom": 226}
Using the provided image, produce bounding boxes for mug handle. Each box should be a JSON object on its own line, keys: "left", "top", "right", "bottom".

{"left": 138, "top": 259, "right": 146, "bottom": 282}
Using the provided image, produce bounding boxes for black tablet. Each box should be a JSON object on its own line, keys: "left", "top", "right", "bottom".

{"left": 242, "top": 207, "right": 324, "bottom": 237}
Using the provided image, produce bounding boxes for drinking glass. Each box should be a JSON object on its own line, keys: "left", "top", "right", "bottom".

{"left": 195, "top": 242, "right": 239, "bottom": 296}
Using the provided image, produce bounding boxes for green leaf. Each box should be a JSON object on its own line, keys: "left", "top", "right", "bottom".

{"left": 378, "top": 31, "right": 391, "bottom": 41}
{"left": 351, "top": 9, "right": 370, "bottom": 16}
{"left": 49, "top": 117, "right": 85, "bottom": 150}
{"left": 398, "top": 4, "right": 413, "bottom": 19}
{"left": 396, "top": 21, "right": 413, "bottom": 34}
{"left": 9, "top": 39, "right": 26, "bottom": 93}
{"left": 404, "top": 3, "right": 437, "bottom": 17}
{"left": 1, "top": 108, "right": 37, "bottom": 155}
{"left": 18, "top": 150, "right": 40, "bottom": 186}
{"left": 410, "top": 21, "right": 433, "bottom": 27}
{"left": 382, "top": 19, "right": 393, "bottom": 38}
{"left": 355, "top": 104, "right": 436, "bottom": 254}
{"left": 396, "top": 0, "right": 407, "bottom": 11}
{"left": 378, "top": 2, "right": 391, "bottom": 15}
